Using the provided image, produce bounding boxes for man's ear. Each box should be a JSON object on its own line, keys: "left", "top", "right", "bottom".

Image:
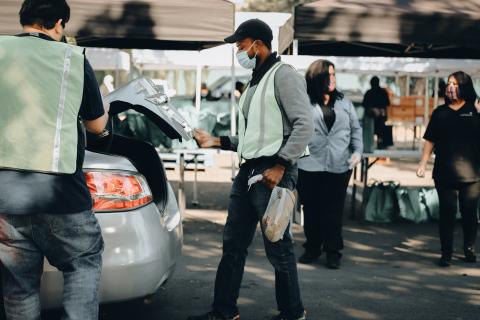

{"left": 55, "top": 19, "right": 63, "bottom": 32}
{"left": 51, "top": 19, "right": 64, "bottom": 41}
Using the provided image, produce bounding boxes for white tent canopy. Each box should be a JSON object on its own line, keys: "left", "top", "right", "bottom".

{"left": 282, "top": 55, "right": 480, "bottom": 77}
{"left": 88, "top": 48, "right": 480, "bottom": 77}
{"left": 85, "top": 48, "right": 131, "bottom": 72}
{"left": 130, "top": 12, "right": 292, "bottom": 71}
{"left": 126, "top": 8, "right": 480, "bottom": 77}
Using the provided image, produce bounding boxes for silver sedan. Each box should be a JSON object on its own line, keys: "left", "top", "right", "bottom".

{"left": 39, "top": 78, "right": 193, "bottom": 308}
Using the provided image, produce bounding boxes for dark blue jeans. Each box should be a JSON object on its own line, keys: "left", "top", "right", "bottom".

{"left": 213, "top": 159, "right": 304, "bottom": 319}
{"left": 0, "top": 210, "right": 104, "bottom": 320}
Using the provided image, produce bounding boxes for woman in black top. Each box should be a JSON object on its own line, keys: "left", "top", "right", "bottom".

{"left": 417, "top": 71, "right": 480, "bottom": 267}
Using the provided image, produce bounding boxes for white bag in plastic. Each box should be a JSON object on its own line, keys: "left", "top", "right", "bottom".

{"left": 262, "top": 186, "right": 296, "bottom": 242}
{"left": 248, "top": 174, "right": 296, "bottom": 242}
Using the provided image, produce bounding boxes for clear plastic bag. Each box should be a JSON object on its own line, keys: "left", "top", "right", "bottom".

{"left": 262, "top": 186, "right": 296, "bottom": 242}
{"left": 247, "top": 174, "right": 296, "bottom": 242}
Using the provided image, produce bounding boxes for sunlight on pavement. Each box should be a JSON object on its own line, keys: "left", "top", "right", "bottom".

{"left": 344, "top": 240, "right": 383, "bottom": 252}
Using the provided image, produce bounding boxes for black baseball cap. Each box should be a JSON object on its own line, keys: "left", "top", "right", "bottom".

{"left": 224, "top": 19, "right": 273, "bottom": 44}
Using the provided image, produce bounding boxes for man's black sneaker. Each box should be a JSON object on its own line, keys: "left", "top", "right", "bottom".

{"left": 298, "top": 251, "right": 320, "bottom": 264}
{"left": 438, "top": 255, "right": 452, "bottom": 267}
{"left": 326, "top": 252, "right": 342, "bottom": 269}
{"left": 186, "top": 311, "right": 240, "bottom": 320}
{"left": 271, "top": 311, "right": 307, "bottom": 320}
{"left": 464, "top": 249, "right": 477, "bottom": 263}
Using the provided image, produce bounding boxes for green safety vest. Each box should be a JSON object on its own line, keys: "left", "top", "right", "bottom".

{"left": 0, "top": 35, "right": 85, "bottom": 174}
{"left": 238, "top": 62, "right": 284, "bottom": 161}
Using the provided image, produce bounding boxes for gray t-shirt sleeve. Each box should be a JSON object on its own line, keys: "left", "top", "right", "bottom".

{"left": 274, "top": 65, "right": 314, "bottom": 166}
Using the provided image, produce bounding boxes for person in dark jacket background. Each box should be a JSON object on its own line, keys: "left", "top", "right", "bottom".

{"left": 363, "top": 76, "right": 391, "bottom": 149}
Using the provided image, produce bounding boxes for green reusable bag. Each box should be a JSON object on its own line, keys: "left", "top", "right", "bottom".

{"left": 364, "top": 181, "right": 400, "bottom": 223}
{"left": 362, "top": 116, "right": 375, "bottom": 153}
{"left": 396, "top": 188, "right": 429, "bottom": 223}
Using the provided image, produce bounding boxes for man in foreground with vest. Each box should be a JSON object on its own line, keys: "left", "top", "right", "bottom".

{"left": 188, "top": 19, "right": 314, "bottom": 320}
{"left": 0, "top": 1, "right": 108, "bottom": 319}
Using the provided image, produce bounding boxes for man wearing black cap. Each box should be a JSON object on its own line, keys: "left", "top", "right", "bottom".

{"left": 189, "top": 19, "right": 313, "bottom": 320}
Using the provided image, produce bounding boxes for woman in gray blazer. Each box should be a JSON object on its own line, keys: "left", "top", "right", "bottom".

{"left": 297, "top": 59, "right": 363, "bottom": 269}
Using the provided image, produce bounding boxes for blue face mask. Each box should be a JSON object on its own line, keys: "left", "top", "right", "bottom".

{"left": 236, "top": 42, "right": 257, "bottom": 69}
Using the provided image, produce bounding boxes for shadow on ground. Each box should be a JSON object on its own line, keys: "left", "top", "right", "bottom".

{"left": 42, "top": 210, "right": 480, "bottom": 320}
{"left": 42, "top": 178, "right": 479, "bottom": 320}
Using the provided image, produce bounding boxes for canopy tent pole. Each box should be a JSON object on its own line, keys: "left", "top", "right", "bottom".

{"left": 195, "top": 57, "right": 202, "bottom": 113}
{"left": 406, "top": 75, "right": 411, "bottom": 96}
{"left": 433, "top": 75, "right": 439, "bottom": 111}
{"left": 114, "top": 49, "right": 121, "bottom": 88}
{"left": 395, "top": 73, "right": 400, "bottom": 95}
{"left": 230, "top": 46, "right": 237, "bottom": 180}
{"left": 424, "top": 77, "right": 429, "bottom": 126}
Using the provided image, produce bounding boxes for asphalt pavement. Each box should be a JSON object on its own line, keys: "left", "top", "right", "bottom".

{"left": 42, "top": 208, "right": 480, "bottom": 320}
{"left": 41, "top": 156, "right": 478, "bottom": 320}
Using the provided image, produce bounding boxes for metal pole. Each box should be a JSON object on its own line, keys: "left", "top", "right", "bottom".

{"left": 178, "top": 153, "right": 186, "bottom": 216}
{"left": 192, "top": 154, "right": 200, "bottom": 206}
{"left": 433, "top": 76, "right": 439, "bottom": 111}
{"left": 360, "top": 157, "right": 369, "bottom": 220}
{"left": 350, "top": 165, "right": 358, "bottom": 220}
{"left": 395, "top": 74, "right": 400, "bottom": 95}
{"left": 406, "top": 75, "right": 411, "bottom": 96}
{"left": 115, "top": 49, "right": 120, "bottom": 88}
{"left": 230, "top": 46, "right": 237, "bottom": 180}
{"left": 424, "top": 77, "right": 429, "bottom": 126}
{"left": 195, "top": 58, "right": 202, "bottom": 113}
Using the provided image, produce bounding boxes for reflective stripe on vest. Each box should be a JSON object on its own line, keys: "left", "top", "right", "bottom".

{"left": 0, "top": 36, "right": 85, "bottom": 174}
{"left": 237, "top": 62, "right": 284, "bottom": 161}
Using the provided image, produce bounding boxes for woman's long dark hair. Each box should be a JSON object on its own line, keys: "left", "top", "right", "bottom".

{"left": 445, "top": 71, "right": 478, "bottom": 105}
{"left": 305, "top": 59, "right": 344, "bottom": 107}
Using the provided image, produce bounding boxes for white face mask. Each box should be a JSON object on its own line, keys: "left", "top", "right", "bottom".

{"left": 236, "top": 42, "right": 257, "bottom": 69}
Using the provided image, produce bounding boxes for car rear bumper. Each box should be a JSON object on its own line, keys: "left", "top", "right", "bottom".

{"left": 40, "top": 198, "right": 182, "bottom": 309}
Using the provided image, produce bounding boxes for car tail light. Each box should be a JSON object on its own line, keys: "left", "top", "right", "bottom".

{"left": 85, "top": 171, "right": 153, "bottom": 212}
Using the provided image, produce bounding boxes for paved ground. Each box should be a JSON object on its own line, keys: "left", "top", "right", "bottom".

{"left": 43, "top": 208, "right": 480, "bottom": 320}
{"left": 42, "top": 154, "right": 479, "bottom": 320}
{"left": 166, "top": 151, "right": 435, "bottom": 188}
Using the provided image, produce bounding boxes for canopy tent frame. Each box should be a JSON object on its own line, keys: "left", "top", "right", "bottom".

{"left": 280, "top": 0, "right": 480, "bottom": 59}
{"left": 0, "top": 0, "right": 236, "bottom": 131}
{"left": 0, "top": 0, "right": 235, "bottom": 212}
{"left": 280, "top": 0, "right": 480, "bottom": 125}
{"left": 0, "top": 0, "right": 235, "bottom": 50}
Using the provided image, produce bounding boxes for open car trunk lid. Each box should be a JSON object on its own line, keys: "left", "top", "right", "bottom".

{"left": 106, "top": 77, "right": 193, "bottom": 141}
{"left": 85, "top": 77, "right": 194, "bottom": 210}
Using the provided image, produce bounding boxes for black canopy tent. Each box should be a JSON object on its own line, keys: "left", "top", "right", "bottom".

{"left": 279, "top": 0, "right": 480, "bottom": 59}
{"left": 0, "top": 0, "right": 237, "bottom": 211}
{"left": 0, "top": 0, "right": 236, "bottom": 125}
{"left": 0, "top": 0, "right": 234, "bottom": 50}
